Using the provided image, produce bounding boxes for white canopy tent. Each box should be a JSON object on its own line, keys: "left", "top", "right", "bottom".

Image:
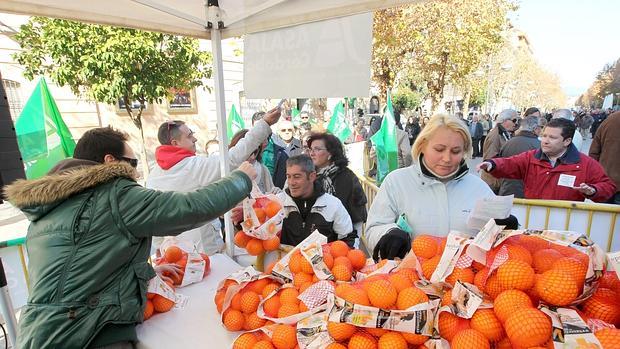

{"left": 0, "top": 0, "right": 422, "bottom": 260}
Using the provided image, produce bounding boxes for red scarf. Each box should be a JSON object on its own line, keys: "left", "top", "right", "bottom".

{"left": 155, "top": 145, "right": 195, "bottom": 170}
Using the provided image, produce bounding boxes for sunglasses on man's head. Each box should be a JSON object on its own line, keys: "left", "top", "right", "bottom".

{"left": 121, "top": 157, "right": 138, "bottom": 168}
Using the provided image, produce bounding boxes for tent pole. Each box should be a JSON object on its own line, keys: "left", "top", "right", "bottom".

{"left": 207, "top": 2, "right": 235, "bottom": 258}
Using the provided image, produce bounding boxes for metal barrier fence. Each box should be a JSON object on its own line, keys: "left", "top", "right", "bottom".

{"left": 356, "top": 175, "right": 620, "bottom": 252}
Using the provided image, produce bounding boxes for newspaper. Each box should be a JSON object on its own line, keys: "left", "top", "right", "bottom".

{"left": 300, "top": 241, "right": 334, "bottom": 281}
{"left": 271, "top": 231, "right": 328, "bottom": 283}
{"left": 241, "top": 193, "right": 285, "bottom": 240}
{"left": 326, "top": 294, "right": 438, "bottom": 335}
{"left": 296, "top": 311, "right": 334, "bottom": 349}
{"left": 540, "top": 305, "right": 603, "bottom": 348}
{"left": 467, "top": 195, "right": 513, "bottom": 230}
{"left": 429, "top": 231, "right": 471, "bottom": 283}
{"left": 180, "top": 252, "right": 206, "bottom": 287}
{"left": 450, "top": 281, "right": 484, "bottom": 319}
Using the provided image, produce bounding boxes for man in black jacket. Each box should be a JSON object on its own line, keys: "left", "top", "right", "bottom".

{"left": 277, "top": 155, "right": 354, "bottom": 246}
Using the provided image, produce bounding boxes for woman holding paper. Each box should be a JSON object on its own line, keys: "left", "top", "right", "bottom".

{"left": 365, "top": 114, "right": 495, "bottom": 261}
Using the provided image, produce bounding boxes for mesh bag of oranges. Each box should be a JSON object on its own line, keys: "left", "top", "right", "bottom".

{"left": 232, "top": 322, "right": 300, "bottom": 349}
{"left": 235, "top": 186, "right": 285, "bottom": 256}
{"left": 144, "top": 275, "right": 179, "bottom": 321}
{"left": 155, "top": 244, "right": 211, "bottom": 287}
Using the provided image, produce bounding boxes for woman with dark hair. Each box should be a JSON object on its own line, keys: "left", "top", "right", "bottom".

{"left": 230, "top": 129, "right": 274, "bottom": 193}
{"left": 307, "top": 132, "right": 368, "bottom": 244}
{"left": 405, "top": 116, "right": 420, "bottom": 145}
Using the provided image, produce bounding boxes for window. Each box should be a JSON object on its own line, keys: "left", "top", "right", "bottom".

{"left": 2, "top": 80, "right": 23, "bottom": 117}
{"left": 166, "top": 88, "right": 197, "bottom": 114}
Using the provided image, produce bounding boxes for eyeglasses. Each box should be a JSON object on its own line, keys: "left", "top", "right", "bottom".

{"left": 121, "top": 157, "right": 138, "bottom": 168}
{"left": 280, "top": 129, "right": 293, "bottom": 133}
{"left": 309, "top": 147, "right": 326, "bottom": 153}
{"left": 301, "top": 116, "right": 309, "bottom": 120}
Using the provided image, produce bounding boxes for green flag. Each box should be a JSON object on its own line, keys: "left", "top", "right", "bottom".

{"left": 370, "top": 91, "right": 398, "bottom": 183}
{"left": 16, "top": 78, "right": 76, "bottom": 179}
{"left": 326, "top": 101, "right": 352, "bottom": 142}
{"left": 291, "top": 107, "right": 301, "bottom": 126}
{"left": 226, "top": 104, "right": 245, "bottom": 141}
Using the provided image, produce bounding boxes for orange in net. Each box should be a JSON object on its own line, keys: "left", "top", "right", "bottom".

{"left": 332, "top": 264, "right": 353, "bottom": 282}
{"left": 378, "top": 331, "right": 408, "bottom": 349}
{"left": 234, "top": 231, "right": 251, "bottom": 248}
{"left": 262, "top": 283, "right": 280, "bottom": 298}
{"left": 264, "top": 200, "right": 282, "bottom": 218}
{"left": 335, "top": 283, "right": 355, "bottom": 298}
{"left": 504, "top": 308, "right": 551, "bottom": 348}
{"left": 366, "top": 327, "right": 387, "bottom": 337}
{"left": 272, "top": 324, "right": 297, "bottom": 349}
{"left": 246, "top": 312, "right": 267, "bottom": 330}
{"left": 263, "top": 295, "right": 281, "bottom": 318}
{"left": 438, "top": 312, "right": 470, "bottom": 341}
{"left": 389, "top": 273, "right": 413, "bottom": 292}
{"left": 421, "top": 255, "right": 441, "bottom": 280}
{"left": 397, "top": 287, "right": 429, "bottom": 310}
{"left": 223, "top": 309, "right": 245, "bottom": 331}
{"left": 348, "top": 249, "right": 367, "bottom": 270}
{"left": 396, "top": 268, "right": 419, "bottom": 282}
{"left": 496, "top": 259, "right": 535, "bottom": 291}
{"left": 330, "top": 241, "right": 350, "bottom": 258}
{"left": 280, "top": 288, "right": 300, "bottom": 305}
{"left": 599, "top": 271, "right": 620, "bottom": 293}
{"left": 342, "top": 288, "right": 371, "bottom": 306}
{"left": 516, "top": 234, "right": 551, "bottom": 252}
{"left": 532, "top": 249, "right": 563, "bottom": 273}
{"left": 247, "top": 278, "right": 270, "bottom": 294}
{"left": 164, "top": 246, "right": 184, "bottom": 263}
{"left": 152, "top": 294, "right": 175, "bottom": 313}
{"left": 581, "top": 288, "right": 620, "bottom": 325}
{"left": 535, "top": 269, "right": 579, "bottom": 306}
{"left": 451, "top": 329, "right": 490, "bottom": 349}
{"left": 401, "top": 332, "right": 428, "bottom": 346}
{"left": 327, "top": 321, "right": 357, "bottom": 341}
{"left": 325, "top": 343, "right": 347, "bottom": 349}
{"left": 277, "top": 302, "right": 299, "bottom": 318}
{"left": 293, "top": 272, "right": 313, "bottom": 288}
{"left": 233, "top": 332, "right": 258, "bottom": 349}
{"left": 240, "top": 291, "right": 260, "bottom": 314}
{"left": 348, "top": 332, "right": 378, "bottom": 349}
{"left": 367, "top": 279, "right": 398, "bottom": 309}
{"left": 323, "top": 252, "right": 334, "bottom": 269}
{"left": 143, "top": 299, "right": 154, "bottom": 320}
{"left": 473, "top": 267, "right": 489, "bottom": 293}
{"left": 445, "top": 267, "right": 475, "bottom": 287}
{"left": 246, "top": 238, "right": 265, "bottom": 256}
{"left": 441, "top": 290, "right": 453, "bottom": 307}
{"left": 412, "top": 234, "right": 439, "bottom": 259}
{"left": 470, "top": 309, "right": 504, "bottom": 342}
{"left": 552, "top": 256, "right": 587, "bottom": 288}
{"left": 299, "top": 254, "right": 314, "bottom": 274}
{"left": 595, "top": 328, "right": 620, "bottom": 349}
{"left": 484, "top": 272, "right": 506, "bottom": 300}
{"left": 334, "top": 256, "right": 353, "bottom": 269}
{"left": 262, "top": 236, "right": 281, "bottom": 251}
{"left": 493, "top": 289, "right": 533, "bottom": 323}
{"left": 253, "top": 340, "right": 275, "bottom": 349}
{"left": 289, "top": 251, "right": 303, "bottom": 273}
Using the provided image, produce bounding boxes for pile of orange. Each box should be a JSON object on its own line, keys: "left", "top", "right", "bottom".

{"left": 144, "top": 288, "right": 176, "bottom": 320}
{"left": 235, "top": 231, "right": 281, "bottom": 256}
{"left": 242, "top": 197, "right": 282, "bottom": 230}
{"left": 156, "top": 245, "right": 211, "bottom": 285}
{"left": 232, "top": 324, "right": 298, "bottom": 349}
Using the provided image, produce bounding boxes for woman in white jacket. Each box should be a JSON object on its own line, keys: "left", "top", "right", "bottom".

{"left": 366, "top": 114, "right": 495, "bottom": 260}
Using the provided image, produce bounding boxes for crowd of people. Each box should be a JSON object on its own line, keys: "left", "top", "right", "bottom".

{"left": 3, "top": 98, "right": 619, "bottom": 348}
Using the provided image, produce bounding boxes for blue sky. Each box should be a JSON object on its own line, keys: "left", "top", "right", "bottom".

{"left": 510, "top": 0, "right": 620, "bottom": 97}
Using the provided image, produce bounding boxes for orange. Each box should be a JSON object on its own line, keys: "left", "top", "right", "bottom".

{"left": 264, "top": 200, "right": 282, "bottom": 218}
{"left": 334, "top": 256, "right": 353, "bottom": 269}
{"left": 263, "top": 236, "right": 281, "bottom": 251}
{"left": 388, "top": 273, "right": 413, "bottom": 292}
{"left": 233, "top": 332, "right": 258, "bottom": 349}
{"left": 143, "top": 299, "right": 154, "bottom": 320}
{"left": 438, "top": 312, "right": 470, "bottom": 341}
{"left": 247, "top": 278, "right": 270, "bottom": 294}
{"left": 234, "top": 231, "right": 251, "bottom": 248}
{"left": 378, "top": 331, "right": 407, "bottom": 349}
{"left": 348, "top": 332, "right": 378, "bottom": 349}
{"left": 397, "top": 268, "right": 419, "bottom": 282}
{"left": 445, "top": 267, "right": 475, "bottom": 287}
{"left": 246, "top": 312, "right": 267, "bottom": 330}
{"left": 367, "top": 279, "right": 398, "bottom": 309}
{"left": 484, "top": 272, "right": 506, "bottom": 300}
{"left": 493, "top": 289, "right": 533, "bottom": 323}
{"left": 441, "top": 290, "right": 453, "bottom": 306}
{"left": 348, "top": 249, "right": 367, "bottom": 270}
{"left": 280, "top": 288, "right": 300, "bottom": 304}
{"left": 214, "top": 291, "right": 225, "bottom": 313}
{"left": 263, "top": 295, "right": 281, "bottom": 318}
{"left": 299, "top": 282, "right": 313, "bottom": 294}
{"left": 299, "top": 255, "right": 314, "bottom": 274}
{"left": 330, "top": 241, "right": 350, "bottom": 258}
{"left": 272, "top": 324, "right": 297, "bottom": 349}
{"left": 535, "top": 269, "right": 579, "bottom": 306}
{"left": 335, "top": 283, "right": 355, "bottom": 298}
{"left": 412, "top": 235, "right": 438, "bottom": 259}
{"left": 223, "top": 309, "right": 245, "bottom": 331}
{"left": 230, "top": 292, "right": 243, "bottom": 311}
{"left": 325, "top": 343, "right": 347, "bottom": 349}
{"left": 401, "top": 332, "right": 428, "bottom": 345}
{"left": 600, "top": 271, "right": 620, "bottom": 293}
{"left": 332, "top": 264, "right": 353, "bottom": 282}
{"left": 327, "top": 321, "right": 357, "bottom": 341}
{"left": 293, "top": 272, "right": 313, "bottom": 288}
{"left": 473, "top": 268, "right": 488, "bottom": 292}
{"left": 253, "top": 340, "right": 275, "bottom": 349}
{"left": 397, "top": 287, "right": 429, "bottom": 310}
{"left": 532, "top": 249, "right": 563, "bottom": 273}
{"left": 365, "top": 328, "right": 387, "bottom": 337}
{"left": 323, "top": 252, "right": 334, "bottom": 269}
{"left": 164, "top": 246, "right": 184, "bottom": 263}
{"left": 240, "top": 291, "right": 260, "bottom": 314}
{"left": 551, "top": 256, "right": 587, "bottom": 288}
{"left": 496, "top": 259, "right": 535, "bottom": 291}
{"left": 517, "top": 234, "right": 551, "bottom": 252}
{"left": 494, "top": 337, "right": 513, "bottom": 349}
{"left": 470, "top": 309, "right": 504, "bottom": 342}
{"left": 254, "top": 207, "right": 267, "bottom": 223}
{"left": 152, "top": 294, "right": 175, "bottom": 313}
{"left": 505, "top": 308, "right": 551, "bottom": 347}
{"left": 594, "top": 328, "right": 620, "bottom": 349}
{"left": 581, "top": 288, "right": 620, "bottom": 325}
{"left": 506, "top": 244, "right": 533, "bottom": 265}
{"left": 289, "top": 251, "right": 303, "bottom": 273}
{"left": 451, "top": 329, "right": 490, "bottom": 349}
{"left": 421, "top": 255, "right": 441, "bottom": 280}
{"left": 277, "top": 302, "right": 299, "bottom": 318}
{"left": 342, "top": 288, "right": 371, "bottom": 306}
{"left": 262, "top": 283, "right": 280, "bottom": 298}
{"left": 246, "top": 238, "right": 265, "bottom": 256}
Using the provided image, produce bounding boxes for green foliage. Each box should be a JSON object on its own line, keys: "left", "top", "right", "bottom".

{"left": 13, "top": 17, "right": 212, "bottom": 123}
{"left": 392, "top": 87, "right": 422, "bottom": 112}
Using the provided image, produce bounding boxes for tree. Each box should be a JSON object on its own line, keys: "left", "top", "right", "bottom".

{"left": 13, "top": 17, "right": 212, "bottom": 175}
{"left": 578, "top": 58, "right": 620, "bottom": 108}
{"left": 372, "top": 0, "right": 515, "bottom": 111}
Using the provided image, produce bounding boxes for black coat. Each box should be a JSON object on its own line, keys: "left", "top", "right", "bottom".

{"left": 319, "top": 166, "right": 368, "bottom": 226}
{"left": 272, "top": 143, "right": 288, "bottom": 189}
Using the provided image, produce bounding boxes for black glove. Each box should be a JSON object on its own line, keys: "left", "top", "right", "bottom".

{"left": 372, "top": 228, "right": 411, "bottom": 262}
{"left": 494, "top": 215, "right": 519, "bottom": 230}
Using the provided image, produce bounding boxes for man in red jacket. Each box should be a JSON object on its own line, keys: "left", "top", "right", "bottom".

{"left": 477, "top": 118, "right": 616, "bottom": 202}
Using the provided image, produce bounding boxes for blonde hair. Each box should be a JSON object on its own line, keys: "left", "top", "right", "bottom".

{"left": 411, "top": 114, "right": 472, "bottom": 160}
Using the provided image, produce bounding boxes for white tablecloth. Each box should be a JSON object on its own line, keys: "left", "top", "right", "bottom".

{"left": 136, "top": 253, "right": 243, "bottom": 348}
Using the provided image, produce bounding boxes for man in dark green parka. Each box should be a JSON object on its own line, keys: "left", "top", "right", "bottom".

{"left": 3, "top": 127, "right": 256, "bottom": 349}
